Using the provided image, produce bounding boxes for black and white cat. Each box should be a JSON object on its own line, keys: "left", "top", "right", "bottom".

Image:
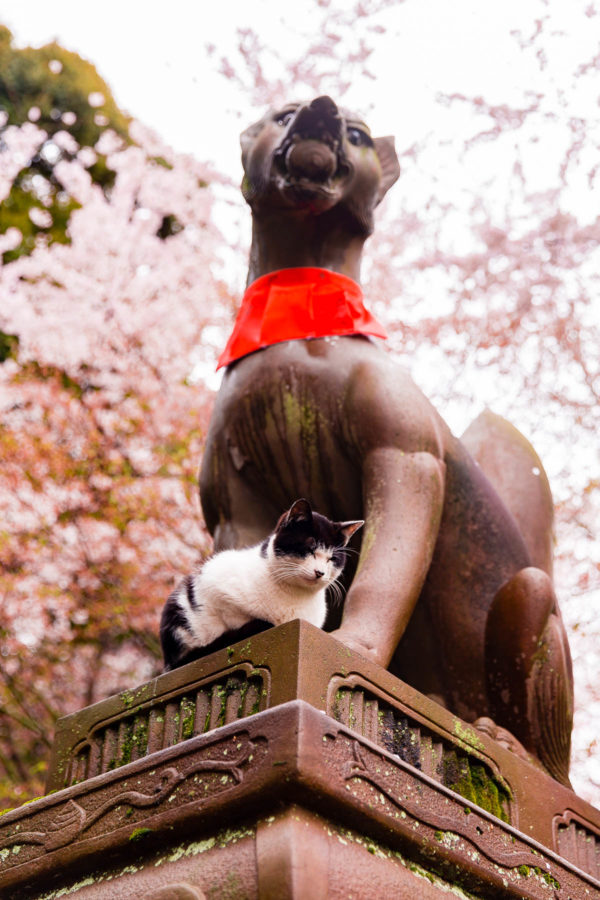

{"left": 160, "top": 498, "right": 363, "bottom": 671}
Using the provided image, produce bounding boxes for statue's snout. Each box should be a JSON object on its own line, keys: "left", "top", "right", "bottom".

{"left": 275, "top": 96, "right": 345, "bottom": 181}
{"left": 285, "top": 96, "right": 342, "bottom": 145}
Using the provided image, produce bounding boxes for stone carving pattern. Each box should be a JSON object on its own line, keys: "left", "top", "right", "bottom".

{"left": 555, "top": 812, "right": 600, "bottom": 880}
{"left": 339, "top": 735, "right": 559, "bottom": 876}
{"left": 0, "top": 735, "right": 258, "bottom": 863}
{"left": 66, "top": 666, "right": 267, "bottom": 787}
{"left": 332, "top": 682, "right": 511, "bottom": 823}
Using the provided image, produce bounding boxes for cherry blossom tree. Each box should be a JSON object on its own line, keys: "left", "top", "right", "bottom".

{"left": 0, "top": 33, "right": 233, "bottom": 806}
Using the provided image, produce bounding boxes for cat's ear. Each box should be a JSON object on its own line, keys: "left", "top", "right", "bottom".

{"left": 279, "top": 498, "right": 313, "bottom": 528}
{"left": 287, "top": 498, "right": 313, "bottom": 521}
{"left": 338, "top": 520, "right": 364, "bottom": 545}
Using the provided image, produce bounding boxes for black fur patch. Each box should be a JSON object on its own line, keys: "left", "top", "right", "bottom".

{"left": 184, "top": 574, "right": 198, "bottom": 609}
{"left": 273, "top": 510, "right": 349, "bottom": 560}
{"left": 330, "top": 547, "right": 347, "bottom": 568}
{"left": 160, "top": 592, "right": 194, "bottom": 670}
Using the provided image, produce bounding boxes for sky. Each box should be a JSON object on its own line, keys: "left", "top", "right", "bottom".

{"left": 1, "top": 0, "right": 581, "bottom": 181}
{"left": 4, "top": 0, "right": 598, "bottom": 244}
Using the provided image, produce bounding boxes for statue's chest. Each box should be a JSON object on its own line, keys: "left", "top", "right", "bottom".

{"left": 225, "top": 372, "right": 335, "bottom": 465}
{"left": 216, "top": 358, "right": 359, "bottom": 507}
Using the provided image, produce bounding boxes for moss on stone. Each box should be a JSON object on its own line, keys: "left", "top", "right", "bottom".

{"left": 117, "top": 722, "right": 134, "bottom": 765}
{"left": 444, "top": 755, "right": 509, "bottom": 823}
{"left": 180, "top": 698, "right": 196, "bottom": 740}
{"left": 452, "top": 720, "right": 485, "bottom": 752}
{"left": 334, "top": 823, "right": 478, "bottom": 897}
{"left": 128, "top": 827, "right": 152, "bottom": 842}
{"left": 281, "top": 389, "right": 319, "bottom": 462}
{"left": 119, "top": 690, "right": 135, "bottom": 708}
{"left": 130, "top": 716, "right": 149, "bottom": 758}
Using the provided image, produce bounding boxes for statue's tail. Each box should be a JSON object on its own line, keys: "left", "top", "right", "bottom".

{"left": 465, "top": 411, "right": 574, "bottom": 785}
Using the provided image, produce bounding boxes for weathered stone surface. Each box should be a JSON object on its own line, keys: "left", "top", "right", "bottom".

{"left": 2, "top": 623, "right": 599, "bottom": 897}
{"left": 44, "top": 622, "right": 599, "bottom": 870}
{"left": 1, "top": 700, "right": 599, "bottom": 898}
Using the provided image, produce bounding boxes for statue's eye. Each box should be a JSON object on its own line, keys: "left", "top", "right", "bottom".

{"left": 347, "top": 127, "right": 372, "bottom": 147}
{"left": 275, "top": 110, "right": 294, "bottom": 127}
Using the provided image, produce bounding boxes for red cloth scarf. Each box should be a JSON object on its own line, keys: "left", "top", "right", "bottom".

{"left": 217, "top": 267, "right": 388, "bottom": 369}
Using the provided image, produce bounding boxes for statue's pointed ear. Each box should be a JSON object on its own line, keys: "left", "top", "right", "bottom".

{"left": 240, "top": 119, "right": 264, "bottom": 167}
{"left": 373, "top": 136, "right": 400, "bottom": 203}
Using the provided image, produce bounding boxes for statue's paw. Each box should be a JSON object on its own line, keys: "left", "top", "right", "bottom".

{"left": 473, "top": 716, "right": 530, "bottom": 760}
{"left": 330, "top": 629, "right": 386, "bottom": 666}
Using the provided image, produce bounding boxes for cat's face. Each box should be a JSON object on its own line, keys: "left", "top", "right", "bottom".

{"left": 269, "top": 498, "right": 363, "bottom": 592}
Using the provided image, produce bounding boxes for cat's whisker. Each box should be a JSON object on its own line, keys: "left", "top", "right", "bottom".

{"left": 271, "top": 573, "right": 302, "bottom": 585}
{"left": 327, "top": 578, "right": 345, "bottom": 607}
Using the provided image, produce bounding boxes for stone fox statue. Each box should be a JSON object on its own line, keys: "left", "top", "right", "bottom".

{"left": 200, "top": 96, "right": 574, "bottom": 786}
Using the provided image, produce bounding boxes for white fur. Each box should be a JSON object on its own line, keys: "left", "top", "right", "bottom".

{"left": 173, "top": 535, "right": 339, "bottom": 652}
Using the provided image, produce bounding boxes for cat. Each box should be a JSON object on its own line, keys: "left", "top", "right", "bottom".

{"left": 160, "top": 498, "right": 363, "bottom": 671}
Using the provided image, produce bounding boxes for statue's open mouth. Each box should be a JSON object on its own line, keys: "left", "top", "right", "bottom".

{"left": 273, "top": 96, "right": 351, "bottom": 193}
{"left": 274, "top": 139, "right": 351, "bottom": 189}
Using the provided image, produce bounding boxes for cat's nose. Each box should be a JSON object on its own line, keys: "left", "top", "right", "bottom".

{"left": 314, "top": 569, "right": 324, "bottom": 579}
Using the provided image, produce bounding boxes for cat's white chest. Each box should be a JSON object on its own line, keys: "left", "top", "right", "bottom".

{"left": 198, "top": 547, "right": 327, "bottom": 629}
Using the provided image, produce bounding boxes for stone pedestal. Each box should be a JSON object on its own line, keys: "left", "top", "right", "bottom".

{"left": 1, "top": 621, "right": 599, "bottom": 898}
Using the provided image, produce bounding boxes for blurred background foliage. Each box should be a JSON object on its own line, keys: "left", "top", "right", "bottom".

{"left": 0, "top": 25, "right": 220, "bottom": 807}
{"left": 0, "top": 25, "right": 128, "bottom": 262}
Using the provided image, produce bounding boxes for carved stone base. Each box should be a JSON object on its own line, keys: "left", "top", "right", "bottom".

{"left": 1, "top": 622, "right": 599, "bottom": 898}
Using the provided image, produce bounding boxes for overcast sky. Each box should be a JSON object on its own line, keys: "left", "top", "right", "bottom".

{"left": 2, "top": 0, "right": 578, "bottom": 179}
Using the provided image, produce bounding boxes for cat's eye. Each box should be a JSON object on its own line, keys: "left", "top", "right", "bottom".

{"left": 307, "top": 538, "right": 317, "bottom": 553}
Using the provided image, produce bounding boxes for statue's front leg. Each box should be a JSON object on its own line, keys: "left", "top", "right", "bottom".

{"left": 331, "top": 447, "right": 445, "bottom": 668}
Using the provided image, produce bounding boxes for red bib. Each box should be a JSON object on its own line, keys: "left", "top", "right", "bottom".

{"left": 217, "top": 267, "right": 388, "bottom": 369}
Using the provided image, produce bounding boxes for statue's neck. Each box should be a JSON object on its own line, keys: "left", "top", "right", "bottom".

{"left": 247, "top": 210, "right": 367, "bottom": 285}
